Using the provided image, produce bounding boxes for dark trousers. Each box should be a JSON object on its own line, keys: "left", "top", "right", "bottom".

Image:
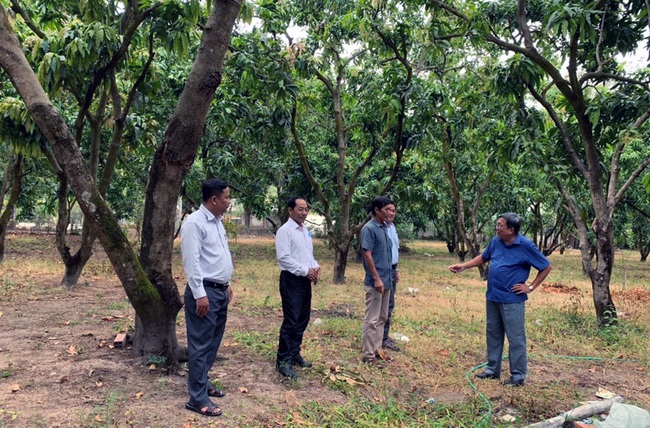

{"left": 383, "top": 267, "right": 398, "bottom": 342}
{"left": 184, "top": 285, "right": 229, "bottom": 406}
{"left": 276, "top": 271, "right": 312, "bottom": 364}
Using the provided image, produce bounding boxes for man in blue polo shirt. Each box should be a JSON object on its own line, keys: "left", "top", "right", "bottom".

{"left": 449, "top": 213, "right": 551, "bottom": 387}
{"left": 360, "top": 196, "right": 395, "bottom": 366}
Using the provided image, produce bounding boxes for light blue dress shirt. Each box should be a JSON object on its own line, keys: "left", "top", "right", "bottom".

{"left": 180, "top": 204, "right": 233, "bottom": 299}
{"left": 386, "top": 223, "right": 399, "bottom": 265}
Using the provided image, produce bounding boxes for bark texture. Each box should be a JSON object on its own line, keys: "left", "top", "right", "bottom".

{"left": 0, "top": 154, "right": 23, "bottom": 262}
{"left": 0, "top": 0, "right": 242, "bottom": 360}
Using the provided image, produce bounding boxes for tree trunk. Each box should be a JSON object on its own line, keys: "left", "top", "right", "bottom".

{"left": 0, "top": 154, "right": 23, "bottom": 262}
{"left": 53, "top": 175, "right": 97, "bottom": 286}
{"left": 640, "top": 238, "right": 650, "bottom": 262}
{"left": 592, "top": 217, "right": 617, "bottom": 326}
{"left": 136, "top": 0, "right": 242, "bottom": 359}
{"left": 333, "top": 244, "right": 349, "bottom": 284}
{"left": 0, "top": 0, "right": 242, "bottom": 362}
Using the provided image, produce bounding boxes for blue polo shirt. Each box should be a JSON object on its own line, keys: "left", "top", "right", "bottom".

{"left": 482, "top": 234, "right": 550, "bottom": 303}
{"left": 361, "top": 218, "right": 393, "bottom": 289}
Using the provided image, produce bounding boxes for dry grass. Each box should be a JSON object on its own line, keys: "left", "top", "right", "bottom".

{"left": 1, "top": 233, "right": 649, "bottom": 427}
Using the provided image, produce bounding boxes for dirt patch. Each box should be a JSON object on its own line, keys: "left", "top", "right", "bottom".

{"left": 1, "top": 234, "right": 649, "bottom": 427}
{"left": 613, "top": 287, "right": 650, "bottom": 302}
{"left": 542, "top": 282, "right": 580, "bottom": 294}
{"left": 0, "top": 279, "right": 346, "bottom": 427}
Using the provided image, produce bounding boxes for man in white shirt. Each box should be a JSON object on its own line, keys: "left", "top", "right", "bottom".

{"left": 181, "top": 178, "right": 233, "bottom": 417}
{"left": 275, "top": 197, "right": 320, "bottom": 379}
{"left": 383, "top": 211, "right": 401, "bottom": 352}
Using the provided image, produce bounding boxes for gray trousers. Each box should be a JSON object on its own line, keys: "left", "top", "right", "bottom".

{"left": 184, "top": 286, "right": 229, "bottom": 407}
{"left": 485, "top": 300, "right": 527, "bottom": 382}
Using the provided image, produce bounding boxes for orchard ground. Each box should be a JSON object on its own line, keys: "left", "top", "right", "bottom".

{"left": 1, "top": 232, "right": 649, "bottom": 427}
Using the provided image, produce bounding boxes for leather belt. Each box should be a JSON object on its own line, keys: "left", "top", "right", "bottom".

{"left": 202, "top": 279, "right": 229, "bottom": 290}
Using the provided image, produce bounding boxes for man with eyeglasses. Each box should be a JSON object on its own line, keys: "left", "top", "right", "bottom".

{"left": 449, "top": 213, "right": 552, "bottom": 387}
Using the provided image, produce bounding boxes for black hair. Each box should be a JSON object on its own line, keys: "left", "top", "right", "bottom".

{"left": 287, "top": 196, "right": 308, "bottom": 209}
{"left": 369, "top": 196, "right": 395, "bottom": 216}
{"left": 201, "top": 178, "right": 229, "bottom": 202}
{"left": 499, "top": 212, "right": 522, "bottom": 234}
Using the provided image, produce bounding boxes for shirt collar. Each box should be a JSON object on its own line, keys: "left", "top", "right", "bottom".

{"left": 371, "top": 217, "right": 385, "bottom": 228}
{"left": 199, "top": 204, "right": 221, "bottom": 222}
{"left": 500, "top": 233, "right": 522, "bottom": 246}
{"left": 287, "top": 217, "right": 303, "bottom": 229}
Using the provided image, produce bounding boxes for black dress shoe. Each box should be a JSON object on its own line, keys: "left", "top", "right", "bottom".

{"left": 293, "top": 355, "right": 312, "bottom": 368}
{"left": 475, "top": 371, "right": 500, "bottom": 380}
{"left": 276, "top": 362, "right": 298, "bottom": 379}
{"left": 382, "top": 339, "right": 401, "bottom": 352}
{"left": 503, "top": 378, "right": 524, "bottom": 387}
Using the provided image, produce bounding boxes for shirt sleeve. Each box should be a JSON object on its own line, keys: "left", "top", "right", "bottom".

{"left": 275, "top": 227, "right": 309, "bottom": 277}
{"left": 482, "top": 238, "right": 495, "bottom": 261}
{"left": 525, "top": 240, "right": 551, "bottom": 271}
{"left": 361, "top": 225, "right": 375, "bottom": 251}
{"left": 180, "top": 221, "right": 207, "bottom": 299}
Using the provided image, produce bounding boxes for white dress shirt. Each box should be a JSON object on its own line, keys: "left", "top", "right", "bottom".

{"left": 275, "top": 217, "right": 319, "bottom": 277}
{"left": 180, "top": 204, "right": 233, "bottom": 299}
{"left": 386, "top": 222, "right": 399, "bottom": 265}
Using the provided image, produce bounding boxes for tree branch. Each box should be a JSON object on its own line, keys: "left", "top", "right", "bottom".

{"left": 290, "top": 102, "right": 335, "bottom": 239}
{"left": 614, "top": 156, "right": 650, "bottom": 205}
{"left": 9, "top": 0, "right": 45, "bottom": 38}
{"left": 527, "top": 83, "right": 589, "bottom": 177}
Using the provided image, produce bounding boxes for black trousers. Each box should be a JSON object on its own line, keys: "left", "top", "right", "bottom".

{"left": 383, "top": 267, "right": 398, "bottom": 342}
{"left": 276, "top": 270, "right": 312, "bottom": 364}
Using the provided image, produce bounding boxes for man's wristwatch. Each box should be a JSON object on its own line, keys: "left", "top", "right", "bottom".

{"left": 528, "top": 285, "right": 534, "bottom": 291}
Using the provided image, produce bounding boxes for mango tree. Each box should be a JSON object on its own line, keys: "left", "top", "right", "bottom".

{"left": 0, "top": 0, "right": 243, "bottom": 361}
{"left": 432, "top": 0, "right": 650, "bottom": 325}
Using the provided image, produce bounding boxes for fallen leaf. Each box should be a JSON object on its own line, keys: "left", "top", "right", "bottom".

{"left": 332, "top": 375, "right": 366, "bottom": 386}
{"left": 148, "top": 364, "right": 156, "bottom": 371}
{"left": 596, "top": 387, "right": 616, "bottom": 399}
{"left": 135, "top": 391, "right": 144, "bottom": 399}
{"left": 97, "top": 340, "right": 106, "bottom": 348}
{"left": 95, "top": 415, "right": 104, "bottom": 422}
{"left": 88, "top": 369, "right": 95, "bottom": 376}
{"left": 67, "top": 345, "right": 78, "bottom": 355}
{"left": 375, "top": 348, "right": 387, "bottom": 360}
{"left": 292, "top": 411, "right": 303, "bottom": 424}
{"left": 95, "top": 381, "right": 103, "bottom": 387}
{"left": 64, "top": 321, "right": 70, "bottom": 326}
{"left": 439, "top": 349, "right": 451, "bottom": 357}
{"left": 239, "top": 386, "right": 248, "bottom": 393}
{"left": 0, "top": 311, "right": 3, "bottom": 317}
{"left": 59, "top": 375, "right": 69, "bottom": 383}
{"left": 11, "top": 384, "right": 20, "bottom": 392}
